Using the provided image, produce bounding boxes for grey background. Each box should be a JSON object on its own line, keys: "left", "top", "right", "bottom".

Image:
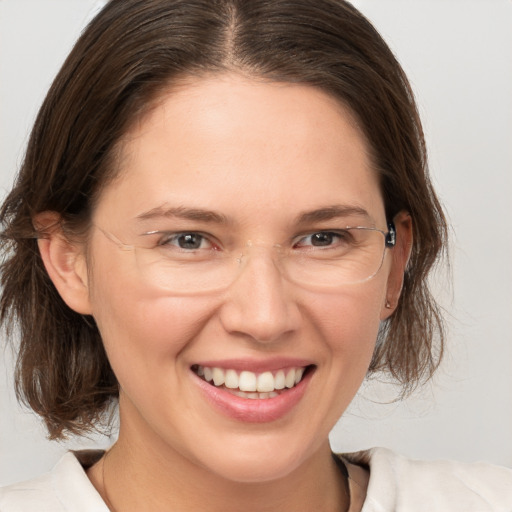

{"left": 1, "top": 0, "right": 511, "bottom": 486}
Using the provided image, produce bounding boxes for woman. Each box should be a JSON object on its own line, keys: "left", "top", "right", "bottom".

{"left": 1, "top": 0, "right": 511, "bottom": 510}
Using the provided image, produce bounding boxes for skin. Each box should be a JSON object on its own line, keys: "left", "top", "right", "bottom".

{"left": 37, "top": 74, "right": 412, "bottom": 512}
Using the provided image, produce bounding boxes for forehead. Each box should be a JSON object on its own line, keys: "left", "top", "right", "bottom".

{"left": 94, "top": 74, "right": 384, "bottom": 226}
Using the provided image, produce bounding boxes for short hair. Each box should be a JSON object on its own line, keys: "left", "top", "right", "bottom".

{"left": 0, "top": 0, "right": 446, "bottom": 439}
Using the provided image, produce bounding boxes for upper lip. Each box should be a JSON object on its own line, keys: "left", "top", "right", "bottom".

{"left": 191, "top": 358, "right": 314, "bottom": 373}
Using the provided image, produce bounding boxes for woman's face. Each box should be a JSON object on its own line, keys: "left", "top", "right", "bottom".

{"left": 79, "top": 75, "right": 402, "bottom": 482}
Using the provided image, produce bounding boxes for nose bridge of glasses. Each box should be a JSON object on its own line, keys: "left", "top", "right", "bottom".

{"left": 233, "top": 240, "right": 287, "bottom": 282}
{"left": 237, "top": 239, "right": 284, "bottom": 261}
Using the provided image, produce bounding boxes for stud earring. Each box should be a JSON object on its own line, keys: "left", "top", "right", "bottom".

{"left": 385, "top": 300, "right": 392, "bottom": 309}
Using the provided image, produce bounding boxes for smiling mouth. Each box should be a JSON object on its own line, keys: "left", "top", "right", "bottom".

{"left": 191, "top": 365, "right": 313, "bottom": 399}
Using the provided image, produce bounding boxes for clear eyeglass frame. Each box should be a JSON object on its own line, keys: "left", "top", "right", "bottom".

{"left": 93, "top": 223, "right": 396, "bottom": 295}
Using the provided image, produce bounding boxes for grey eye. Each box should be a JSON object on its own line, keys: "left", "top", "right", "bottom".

{"left": 176, "top": 233, "right": 204, "bottom": 249}
{"left": 310, "top": 232, "right": 335, "bottom": 246}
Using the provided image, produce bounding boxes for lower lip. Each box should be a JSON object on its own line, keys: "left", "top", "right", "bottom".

{"left": 192, "top": 369, "right": 313, "bottom": 423}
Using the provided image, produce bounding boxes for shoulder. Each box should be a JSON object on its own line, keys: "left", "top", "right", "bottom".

{"left": 343, "top": 447, "right": 512, "bottom": 512}
{"left": 0, "top": 451, "right": 108, "bottom": 512}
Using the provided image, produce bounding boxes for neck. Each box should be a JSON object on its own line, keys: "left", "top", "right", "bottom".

{"left": 89, "top": 425, "right": 349, "bottom": 512}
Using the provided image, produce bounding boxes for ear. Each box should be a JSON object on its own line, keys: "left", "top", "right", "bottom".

{"left": 380, "top": 211, "right": 413, "bottom": 320}
{"left": 34, "top": 211, "right": 92, "bottom": 315}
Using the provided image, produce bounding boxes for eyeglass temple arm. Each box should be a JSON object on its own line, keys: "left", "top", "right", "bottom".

{"left": 95, "top": 225, "right": 135, "bottom": 251}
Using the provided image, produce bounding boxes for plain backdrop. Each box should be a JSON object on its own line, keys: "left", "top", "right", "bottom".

{"left": 1, "top": 0, "right": 511, "bottom": 486}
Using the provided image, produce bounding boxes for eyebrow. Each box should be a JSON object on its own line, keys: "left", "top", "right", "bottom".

{"left": 295, "top": 205, "right": 373, "bottom": 225}
{"left": 136, "top": 205, "right": 228, "bottom": 224}
{"left": 135, "top": 204, "right": 372, "bottom": 226}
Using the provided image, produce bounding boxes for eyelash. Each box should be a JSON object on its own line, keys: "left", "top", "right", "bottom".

{"left": 293, "top": 231, "right": 353, "bottom": 249}
{"left": 152, "top": 230, "right": 352, "bottom": 251}
{"left": 156, "top": 232, "right": 217, "bottom": 251}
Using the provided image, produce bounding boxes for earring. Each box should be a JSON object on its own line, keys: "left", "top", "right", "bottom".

{"left": 385, "top": 300, "right": 392, "bottom": 309}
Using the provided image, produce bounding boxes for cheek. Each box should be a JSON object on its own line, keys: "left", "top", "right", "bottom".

{"left": 307, "top": 277, "right": 387, "bottom": 370}
{"left": 291, "top": 280, "right": 388, "bottom": 440}
{"left": 87, "top": 259, "right": 217, "bottom": 385}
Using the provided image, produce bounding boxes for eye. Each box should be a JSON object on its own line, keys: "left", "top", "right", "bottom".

{"left": 158, "top": 232, "right": 214, "bottom": 251}
{"left": 294, "top": 231, "right": 351, "bottom": 249}
{"left": 309, "top": 232, "right": 336, "bottom": 247}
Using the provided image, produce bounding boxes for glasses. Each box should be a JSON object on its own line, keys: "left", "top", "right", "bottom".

{"left": 94, "top": 223, "right": 396, "bottom": 295}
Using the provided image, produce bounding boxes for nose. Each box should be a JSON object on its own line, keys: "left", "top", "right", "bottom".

{"left": 218, "top": 246, "right": 301, "bottom": 344}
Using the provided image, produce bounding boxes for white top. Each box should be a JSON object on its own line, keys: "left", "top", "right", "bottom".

{"left": 1, "top": 448, "right": 511, "bottom": 511}
{"left": 350, "top": 448, "right": 512, "bottom": 511}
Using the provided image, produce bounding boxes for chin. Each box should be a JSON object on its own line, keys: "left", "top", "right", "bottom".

{"left": 192, "top": 432, "right": 319, "bottom": 484}
{"left": 209, "top": 452, "right": 303, "bottom": 484}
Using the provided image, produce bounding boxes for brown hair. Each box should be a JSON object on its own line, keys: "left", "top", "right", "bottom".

{"left": 0, "top": 0, "right": 446, "bottom": 439}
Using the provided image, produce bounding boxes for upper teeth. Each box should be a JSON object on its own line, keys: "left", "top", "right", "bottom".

{"left": 195, "top": 366, "right": 306, "bottom": 393}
